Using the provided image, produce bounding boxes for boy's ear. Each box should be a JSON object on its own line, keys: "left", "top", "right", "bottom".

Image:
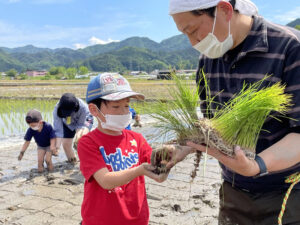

{"left": 88, "top": 104, "right": 99, "bottom": 117}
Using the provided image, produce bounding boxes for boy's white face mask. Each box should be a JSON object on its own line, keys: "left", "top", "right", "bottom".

{"left": 31, "top": 125, "right": 40, "bottom": 131}
{"left": 96, "top": 107, "right": 132, "bottom": 132}
{"left": 193, "top": 8, "right": 233, "bottom": 59}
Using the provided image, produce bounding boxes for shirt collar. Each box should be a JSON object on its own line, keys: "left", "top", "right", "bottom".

{"left": 223, "top": 16, "right": 268, "bottom": 62}
{"left": 244, "top": 16, "right": 269, "bottom": 54}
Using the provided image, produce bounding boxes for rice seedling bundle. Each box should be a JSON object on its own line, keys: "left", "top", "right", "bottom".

{"left": 149, "top": 72, "right": 292, "bottom": 175}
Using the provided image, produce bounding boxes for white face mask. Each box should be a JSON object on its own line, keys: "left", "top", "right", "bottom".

{"left": 31, "top": 125, "right": 40, "bottom": 131}
{"left": 193, "top": 8, "right": 233, "bottom": 59}
{"left": 96, "top": 108, "right": 132, "bottom": 132}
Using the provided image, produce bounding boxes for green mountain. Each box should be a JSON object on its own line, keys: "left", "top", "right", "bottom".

{"left": 1, "top": 17, "right": 299, "bottom": 74}
{"left": 0, "top": 32, "right": 199, "bottom": 72}
{"left": 0, "top": 35, "right": 198, "bottom": 72}
{"left": 80, "top": 46, "right": 199, "bottom": 72}
{"left": 80, "top": 37, "right": 162, "bottom": 57}
{"left": 0, "top": 49, "right": 24, "bottom": 71}
{"left": 159, "top": 34, "right": 191, "bottom": 51}
{"left": 0, "top": 45, "right": 52, "bottom": 54}
{"left": 287, "top": 18, "right": 300, "bottom": 28}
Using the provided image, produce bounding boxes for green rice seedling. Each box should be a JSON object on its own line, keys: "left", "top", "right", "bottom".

{"left": 0, "top": 99, "right": 57, "bottom": 138}
{"left": 148, "top": 71, "right": 292, "bottom": 177}
{"left": 208, "top": 77, "right": 292, "bottom": 158}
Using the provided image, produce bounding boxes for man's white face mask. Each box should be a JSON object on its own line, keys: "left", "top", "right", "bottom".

{"left": 193, "top": 8, "right": 233, "bottom": 58}
{"left": 96, "top": 107, "right": 132, "bottom": 132}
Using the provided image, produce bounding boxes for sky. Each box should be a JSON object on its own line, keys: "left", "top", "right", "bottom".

{"left": 0, "top": 0, "right": 299, "bottom": 49}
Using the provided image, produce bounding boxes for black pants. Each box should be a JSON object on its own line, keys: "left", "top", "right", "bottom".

{"left": 219, "top": 181, "right": 300, "bottom": 225}
{"left": 63, "top": 123, "right": 76, "bottom": 138}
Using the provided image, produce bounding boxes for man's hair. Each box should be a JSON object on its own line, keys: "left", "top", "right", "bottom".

{"left": 191, "top": 0, "right": 236, "bottom": 18}
{"left": 88, "top": 98, "right": 107, "bottom": 109}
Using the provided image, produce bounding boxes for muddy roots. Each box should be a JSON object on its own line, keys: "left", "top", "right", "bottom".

{"left": 151, "top": 147, "right": 171, "bottom": 175}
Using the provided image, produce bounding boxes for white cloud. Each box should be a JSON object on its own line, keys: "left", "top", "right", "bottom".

{"left": 73, "top": 43, "right": 86, "bottom": 49}
{"left": 89, "top": 36, "right": 119, "bottom": 45}
{"left": 73, "top": 37, "right": 120, "bottom": 50}
{"left": 273, "top": 6, "right": 300, "bottom": 24}
{"left": 0, "top": 9, "right": 148, "bottom": 49}
{"left": 0, "top": 20, "right": 122, "bottom": 49}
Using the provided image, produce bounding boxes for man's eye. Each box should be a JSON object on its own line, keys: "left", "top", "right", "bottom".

{"left": 190, "top": 29, "right": 197, "bottom": 35}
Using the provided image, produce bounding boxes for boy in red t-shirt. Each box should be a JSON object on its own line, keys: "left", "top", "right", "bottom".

{"left": 78, "top": 73, "right": 167, "bottom": 225}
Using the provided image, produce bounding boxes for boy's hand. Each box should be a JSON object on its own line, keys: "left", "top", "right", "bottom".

{"left": 51, "top": 148, "right": 59, "bottom": 156}
{"left": 139, "top": 163, "right": 169, "bottom": 183}
{"left": 165, "top": 145, "right": 195, "bottom": 169}
{"left": 18, "top": 151, "right": 24, "bottom": 160}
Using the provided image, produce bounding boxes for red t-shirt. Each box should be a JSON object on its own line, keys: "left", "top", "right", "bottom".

{"left": 78, "top": 128, "right": 152, "bottom": 225}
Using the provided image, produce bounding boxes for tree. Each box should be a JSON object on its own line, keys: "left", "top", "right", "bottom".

{"left": 42, "top": 74, "right": 51, "bottom": 80}
{"left": 296, "top": 25, "right": 300, "bottom": 31}
{"left": 79, "top": 66, "right": 88, "bottom": 75}
{"left": 57, "top": 66, "right": 66, "bottom": 76}
{"left": 49, "top": 67, "right": 59, "bottom": 75}
{"left": 18, "top": 73, "right": 28, "bottom": 80}
{"left": 66, "top": 67, "right": 77, "bottom": 79}
{"left": 6, "top": 69, "right": 18, "bottom": 78}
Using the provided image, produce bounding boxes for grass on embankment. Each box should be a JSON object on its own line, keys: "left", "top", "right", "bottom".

{"left": 0, "top": 79, "right": 197, "bottom": 101}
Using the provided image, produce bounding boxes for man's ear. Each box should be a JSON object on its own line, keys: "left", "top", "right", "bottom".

{"left": 217, "top": 1, "right": 233, "bottom": 22}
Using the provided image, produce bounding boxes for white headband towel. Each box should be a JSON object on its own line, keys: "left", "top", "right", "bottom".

{"left": 169, "top": 0, "right": 258, "bottom": 17}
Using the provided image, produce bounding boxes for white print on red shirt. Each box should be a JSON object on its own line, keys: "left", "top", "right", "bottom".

{"left": 99, "top": 146, "right": 139, "bottom": 172}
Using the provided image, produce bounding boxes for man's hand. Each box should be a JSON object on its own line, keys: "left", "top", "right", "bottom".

{"left": 18, "top": 151, "right": 24, "bottom": 161}
{"left": 74, "top": 127, "right": 89, "bottom": 150}
{"left": 186, "top": 142, "right": 260, "bottom": 177}
{"left": 133, "top": 114, "right": 142, "bottom": 127}
{"left": 75, "top": 127, "right": 89, "bottom": 140}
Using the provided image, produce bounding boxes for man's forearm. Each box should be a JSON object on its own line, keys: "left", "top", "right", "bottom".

{"left": 260, "top": 132, "right": 300, "bottom": 172}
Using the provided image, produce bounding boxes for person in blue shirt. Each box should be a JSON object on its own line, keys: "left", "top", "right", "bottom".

{"left": 125, "top": 107, "right": 142, "bottom": 130}
{"left": 18, "top": 109, "right": 56, "bottom": 173}
{"left": 53, "top": 93, "right": 93, "bottom": 163}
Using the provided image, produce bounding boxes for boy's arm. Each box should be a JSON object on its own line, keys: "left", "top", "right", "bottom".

{"left": 93, "top": 163, "right": 166, "bottom": 190}
{"left": 18, "top": 141, "right": 30, "bottom": 160}
{"left": 50, "top": 138, "right": 58, "bottom": 156}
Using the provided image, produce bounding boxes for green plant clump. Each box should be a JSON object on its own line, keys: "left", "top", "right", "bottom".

{"left": 149, "top": 72, "right": 292, "bottom": 168}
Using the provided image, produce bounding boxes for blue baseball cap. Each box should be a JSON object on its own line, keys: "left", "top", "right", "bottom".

{"left": 86, "top": 73, "right": 145, "bottom": 103}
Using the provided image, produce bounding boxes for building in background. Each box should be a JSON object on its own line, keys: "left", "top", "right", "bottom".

{"left": 26, "top": 70, "right": 47, "bottom": 77}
